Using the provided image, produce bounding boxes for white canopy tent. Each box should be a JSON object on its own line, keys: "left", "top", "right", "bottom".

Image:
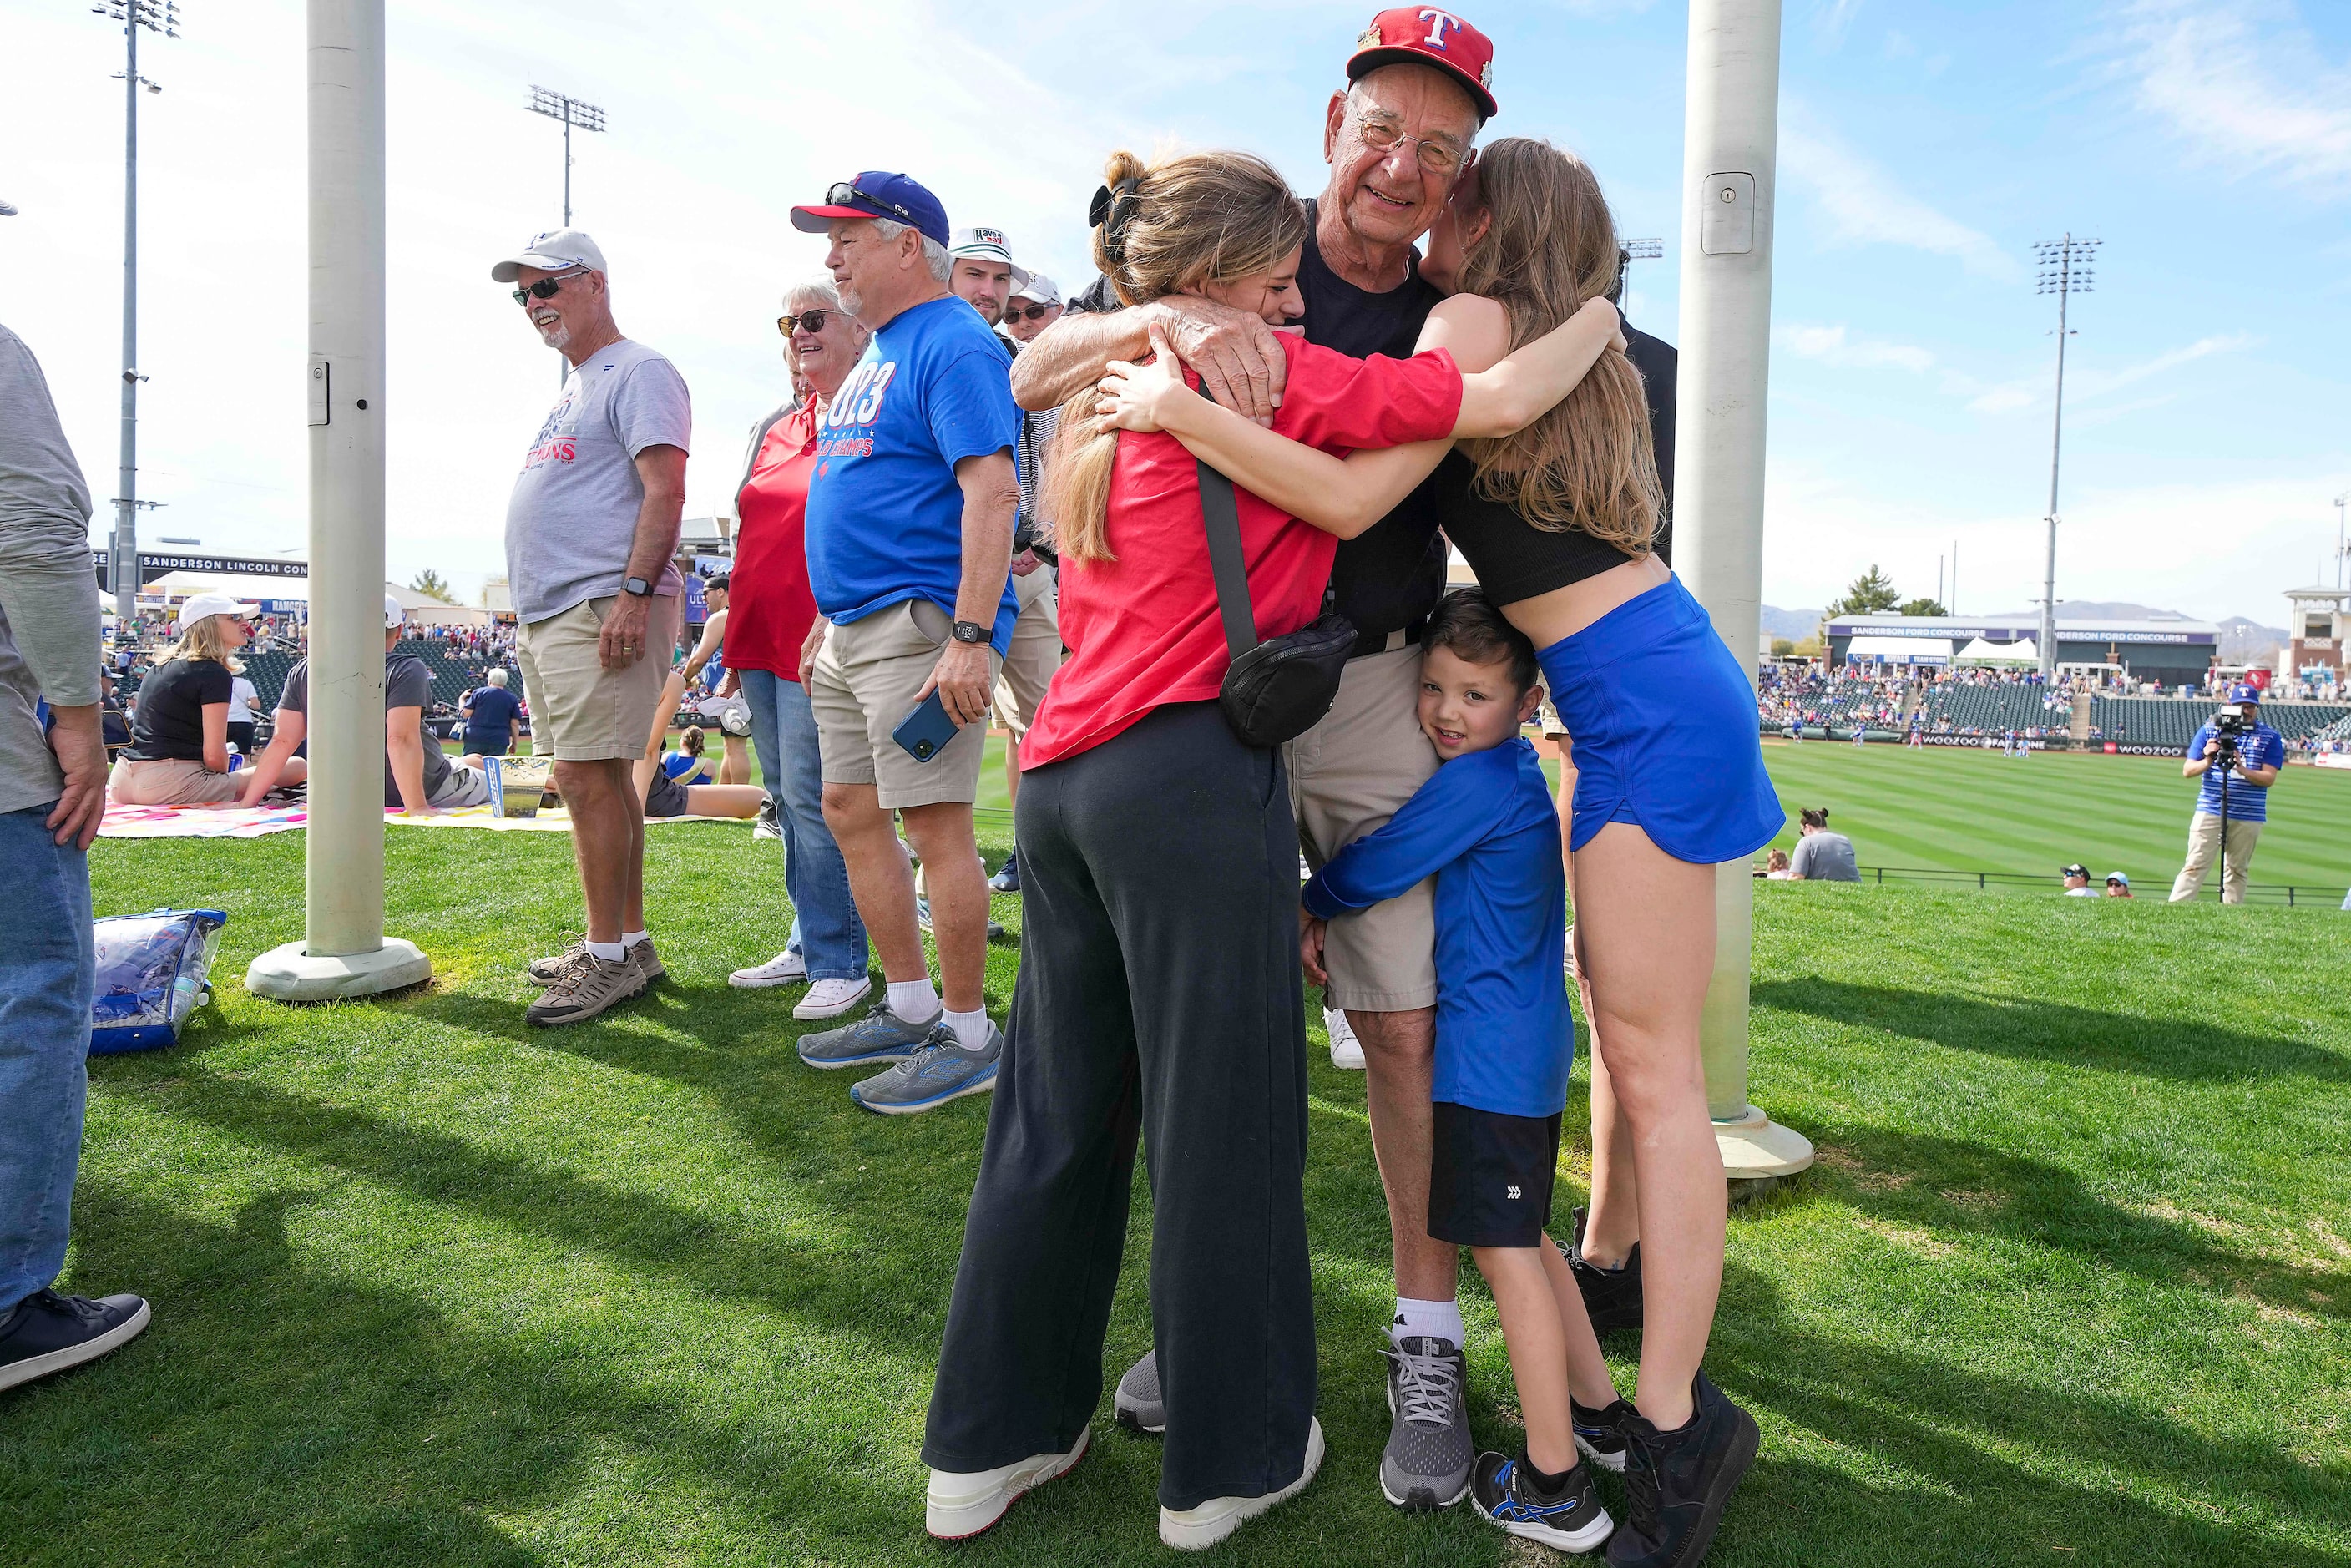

{"left": 1956, "top": 637, "right": 2036, "bottom": 666}
{"left": 1846, "top": 635, "right": 1950, "bottom": 665}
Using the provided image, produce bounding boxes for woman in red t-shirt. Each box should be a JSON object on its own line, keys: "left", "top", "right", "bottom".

{"left": 921, "top": 146, "right": 1621, "bottom": 1541}
{"left": 719, "top": 282, "right": 873, "bottom": 1016}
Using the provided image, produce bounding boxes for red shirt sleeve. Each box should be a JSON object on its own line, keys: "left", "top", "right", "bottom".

{"left": 1270, "top": 342, "right": 1463, "bottom": 453}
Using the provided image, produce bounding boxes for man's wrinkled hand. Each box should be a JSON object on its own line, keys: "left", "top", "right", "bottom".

{"left": 1299, "top": 908, "right": 1330, "bottom": 986}
{"left": 917, "top": 640, "right": 995, "bottom": 728}
{"left": 600, "top": 593, "right": 655, "bottom": 670}
{"left": 1143, "top": 296, "right": 1289, "bottom": 427}
{"left": 44, "top": 705, "right": 107, "bottom": 850}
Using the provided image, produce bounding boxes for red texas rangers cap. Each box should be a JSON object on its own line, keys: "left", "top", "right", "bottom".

{"left": 1347, "top": 8, "right": 1498, "bottom": 120}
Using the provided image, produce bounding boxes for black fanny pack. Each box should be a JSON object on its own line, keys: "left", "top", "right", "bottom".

{"left": 1195, "top": 411, "right": 1356, "bottom": 749}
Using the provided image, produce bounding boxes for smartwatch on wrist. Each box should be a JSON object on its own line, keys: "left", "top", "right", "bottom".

{"left": 949, "top": 620, "right": 989, "bottom": 645}
{"left": 622, "top": 576, "right": 652, "bottom": 598}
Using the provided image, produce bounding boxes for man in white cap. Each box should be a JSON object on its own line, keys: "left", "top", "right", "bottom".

{"left": 1001, "top": 274, "right": 1062, "bottom": 346}
{"left": 488, "top": 228, "right": 692, "bottom": 1026}
{"left": 945, "top": 227, "right": 1029, "bottom": 336}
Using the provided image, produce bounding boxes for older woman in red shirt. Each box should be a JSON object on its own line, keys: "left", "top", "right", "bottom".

{"left": 720, "top": 281, "right": 872, "bottom": 1018}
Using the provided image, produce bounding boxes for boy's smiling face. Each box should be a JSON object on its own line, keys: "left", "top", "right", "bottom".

{"left": 1418, "top": 644, "right": 1542, "bottom": 762}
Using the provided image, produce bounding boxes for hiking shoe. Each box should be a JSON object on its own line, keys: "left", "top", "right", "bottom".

{"left": 1575, "top": 1396, "right": 1634, "bottom": 1473}
{"left": 1159, "top": 1417, "right": 1323, "bottom": 1550}
{"left": 526, "top": 939, "right": 588, "bottom": 985}
{"left": 1472, "top": 1450, "right": 1613, "bottom": 1553}
{"left": 0, "top": 1288, "right": 153, "bottom": 1393}
{"left": 794, "top": 976, "right": 872, "bottom": 1020}
{"left": 850, "top": 1023, "right": 1002, "bottom": 1115}
{"left": 988, "top": 853, "right": 1020, "bottom": 893}
{"left": 1568, "top": 1206, "right": 1645, "bottom": 1336}
{"left": 752, "top": 794, "right": 781, "bottom": 841}
{"left": 926, "top": 1425, "right": 1090, "bottom": 1540}
{"left": 1382, "top": 1335, "right": 1473, "bottom": 1510}
{"left": 916, "top": 896, "right": 1007, "bottom": 941}
{"left": 526, "top": 953, "right": 645, "bottom": 1026}
{"left": 796, "top": 999, "right": 941, "bottom": 1070}
{"left": 1605, "top": 1373, "right": 1760, "bottom": 1568}
{"left": 1115, "top": 1349, "right": 1165, "bottom": 1434}
{"left": 1325, "top": 1005, "right": 1365, "bottom": 1070}
{"left": 730, "top": 949, "right": 807, "bottom": 989}
{"left": 627, "top": 935, "right": 665, "bottom": 986}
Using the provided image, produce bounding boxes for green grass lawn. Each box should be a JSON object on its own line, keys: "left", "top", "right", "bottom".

{"left": 4, "top": 813, "right": 2347, "bottom": 1567}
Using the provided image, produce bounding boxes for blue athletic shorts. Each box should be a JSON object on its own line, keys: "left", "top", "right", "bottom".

{"left": 1539, "top": 574, "right": 1784, "bottom": 865}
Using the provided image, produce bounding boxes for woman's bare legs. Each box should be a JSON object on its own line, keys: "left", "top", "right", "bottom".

{"left": 1569, "top": 820, "right": 1723, "bottom": 1431}
{"left": 680, "top": 783, "right": 767, "bottom": 819}
{"left": 1547, "top": 733, "right": 1639, "bottom": 1267}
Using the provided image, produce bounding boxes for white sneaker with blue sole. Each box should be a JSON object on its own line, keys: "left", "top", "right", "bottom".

{"left": 851, "top": 1022, "right": 1003, "bottom": 1114}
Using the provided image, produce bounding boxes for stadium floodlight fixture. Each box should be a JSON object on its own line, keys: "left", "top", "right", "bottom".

{"left": 1615, "top": 236, "right": 1664, "bottom": 309}
{"left": 2030, "top": 235, "right": 2100, "bottom": 686}
{"left": 528, "top": 84, "right": 607, "bottom": 228}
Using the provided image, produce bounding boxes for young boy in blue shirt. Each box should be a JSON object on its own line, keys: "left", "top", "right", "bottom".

{"left": 1303, "top": 590, "right": 1624, "bottom": 1554}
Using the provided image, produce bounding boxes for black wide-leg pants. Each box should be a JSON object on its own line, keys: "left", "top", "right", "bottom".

{"left": 922, "top": 702, "right": 1315, "bottom": 1512}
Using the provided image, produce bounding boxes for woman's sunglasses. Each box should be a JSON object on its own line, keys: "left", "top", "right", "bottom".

{"left": 1004, "top": 302, "right": 1055, "bottom": 322}
{"left": 510, "top": 268, "right": 589, "bottom": 306}
{"left": 778, "top": 309, "right": 836, "bottom": 336}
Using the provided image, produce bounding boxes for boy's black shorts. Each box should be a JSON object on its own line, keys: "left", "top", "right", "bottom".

{"left": 1428, "top": 1100, "right": 1561, "bottom": 1248}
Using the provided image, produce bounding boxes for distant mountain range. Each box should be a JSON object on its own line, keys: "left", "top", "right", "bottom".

{"left": 1759, "top": 599, "right": 2289, "bottom": 664}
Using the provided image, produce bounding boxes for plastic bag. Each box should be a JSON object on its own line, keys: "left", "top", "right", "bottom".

{"left": 89, "top": 908, "right": 227, "bottom": 1055}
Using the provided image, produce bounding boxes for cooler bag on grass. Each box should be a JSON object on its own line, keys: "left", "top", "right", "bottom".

{"left": 89, "top": 908, "right": 227, "bottom": 1055}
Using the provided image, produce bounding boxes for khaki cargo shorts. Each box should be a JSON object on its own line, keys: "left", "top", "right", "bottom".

{"left": 1285, "top": 643, "right": 1440, "bottom": 1014}
{"left": 808, "top": 597, "right": 1001, "bottom": 810}
{"left": 991, "top": 567, "right": 1063, "bottom": 738}
{"left": 516, "top": 592, "right": 682, "bottom": 763}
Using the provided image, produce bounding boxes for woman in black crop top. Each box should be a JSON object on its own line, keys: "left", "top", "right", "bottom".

{"left": 1099, "top": 138, "right": 1786, "bottom": 1487}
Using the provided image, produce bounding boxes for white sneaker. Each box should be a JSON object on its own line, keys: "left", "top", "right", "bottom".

{"left": 925, "top": 1425, "right": 1090, "bottom": 1540}
{"left": 1159, "top": 1418, "right": 1323, "bottom": 1550}
{"left": 793, "top": 976, "right": 872, "bottom": 1019}
{"left": 729, "top": 951, "right": 806, "bottom": 989}
{"left": 1325, "top": 1007, "right": 1366, "bottom": 1070}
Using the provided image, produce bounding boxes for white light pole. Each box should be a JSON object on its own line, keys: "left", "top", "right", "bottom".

{"left": 1676, "top": 0, "right": 1812, "bottom": 1181}
{"left": 248, "top": 0, "right": 430, "bottom": 1000}
{"left": 2032, "top": 235, "right": 2098, "bottom": 685}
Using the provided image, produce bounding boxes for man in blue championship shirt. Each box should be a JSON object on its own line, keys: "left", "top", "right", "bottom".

{"left": 788, "top": 172, "right": 1022, "bottom": 1113}
{"left": 2168, "top": 684, "right": 2284, "bottom": 904}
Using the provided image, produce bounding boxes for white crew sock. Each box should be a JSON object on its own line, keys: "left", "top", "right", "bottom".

{"left": 1393, "top": 1296, "right": 1465, "bottom": 1350}
{"left": 886, "top": 978, "right": 940, "bottom": 1021}
{"left": 620, "top": 929, "right": 650, "bottom": 948}
{"left": 584, "top": 939, "right": 626, "bottom": 964}
{"left": 941, "top": 1008, "right": 991, "bottom": 1050}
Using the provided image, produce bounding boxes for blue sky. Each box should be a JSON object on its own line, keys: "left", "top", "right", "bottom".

{"left": 3, "top": 0, "right": 2345, "bottom": 622}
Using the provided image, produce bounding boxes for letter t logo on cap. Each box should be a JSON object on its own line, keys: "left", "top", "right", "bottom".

{"left": 1419, "top": 7, "right": 1461, "bottom": 46}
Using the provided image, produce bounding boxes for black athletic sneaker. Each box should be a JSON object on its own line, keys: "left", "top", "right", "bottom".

{"left": 1471, "top": 1449, "right": 1613, "bottom": 1553}
{"left": 1573, "top": 1395, "right": 1633, "bottom": 1473}
{"left": 1567, "top": 1206, "right": 1645, "bottom": 1335}
{"left": 1606, "top": 1373, "right": 1760, "bottom": 1568}
{"left": 0, "top": 1288, "right": 153, "bottom": 1393}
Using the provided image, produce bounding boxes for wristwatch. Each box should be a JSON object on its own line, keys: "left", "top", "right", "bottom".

{"left": 949, "top": 620, "right": 989, "bottom": 645}
{"left": 622, "top": 576, "right": 652, "bottom": 598}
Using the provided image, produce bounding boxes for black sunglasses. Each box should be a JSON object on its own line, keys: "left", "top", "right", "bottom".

{"left": 778, "top": 308, "right": 835, "bottom": 336}
{"left": 1004, "top": 301, "right": 1054, "bottom": 322}
{"left": 510, "top": 269, "right": 588, "bottom": 306}
{"left": 827, "top": 180, "right": 916, "bottom": 225}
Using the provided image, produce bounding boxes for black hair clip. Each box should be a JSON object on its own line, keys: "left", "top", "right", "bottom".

{"left": 1090, "top": 176, "right": 1144, "bottom": 263}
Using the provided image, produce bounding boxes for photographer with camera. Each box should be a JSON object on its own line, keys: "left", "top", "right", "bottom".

{"left": 2167, "top": 685, "right": 2283, "bottom": 905}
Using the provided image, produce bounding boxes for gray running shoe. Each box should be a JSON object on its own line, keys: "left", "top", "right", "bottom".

{"left": 796, "top": 999, "right": 942, "bottom": 1070}
{"left": 526, "top": 953, "right": 646, "bottom": 1027}
{"left": 526, "top": 940, "right": 588, "bottom": 985}
{"left": 1381, "top": 1335, "right": 1474, "bottom": 1510}
{"left": 1115, "top": 1350, "right": 1165, "bottom": 1435}
{"left": 850, "top": 1022, "right": 1002, "bottom": 1115}
{"left": 916, "top": 896, "right": 1007, "bottom": 941}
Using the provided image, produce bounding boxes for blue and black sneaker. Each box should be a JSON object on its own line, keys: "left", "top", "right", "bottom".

{"left": 796, "top": 999, "right": 942, "bottom": 1070}
{"left": 850, "top": 1022, "right": 1003, "bottom": 1115}
{"left": 1471, "top": 1450, "right": 1613, "bottom": 1554}
{"left": 988, "top": 853, "right": 1020, "bottom": 894}
{"left": 1574, "top": 1395, "right": 1633, "bottom": 1473}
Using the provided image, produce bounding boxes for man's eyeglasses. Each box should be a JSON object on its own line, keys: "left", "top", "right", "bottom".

{"left": 1004, "top": 302, "right": 1055, "bottom": 322}
{"left": 827, "top": 180, "right": 916, "bottom": 225}
{"left": 778, "top": 309, "right": 836, "bottom": 336}
{"left": 1349, "top": 109, "right": 1468, "bottom": 177}
{"left": 510, "top": 268, "right": 589, "bottom": 306}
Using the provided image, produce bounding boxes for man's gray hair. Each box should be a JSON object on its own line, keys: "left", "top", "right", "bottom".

{"left": 487, "top": 667, "right": 509, "bottom": 687}
{"left": 867, "top": 217, "right": 953, "bottom": 281}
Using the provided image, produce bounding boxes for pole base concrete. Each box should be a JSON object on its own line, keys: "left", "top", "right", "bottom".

{"left": 245, "top": 938, "right": 432, "bottom": 1002}
{"left": 1715, "top": 1103, "right": 1813, "bottom": 1181}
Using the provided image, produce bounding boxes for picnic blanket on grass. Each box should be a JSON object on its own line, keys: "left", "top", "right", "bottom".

{"left": 99, "top": 801, "right": 746, "bottom": 839}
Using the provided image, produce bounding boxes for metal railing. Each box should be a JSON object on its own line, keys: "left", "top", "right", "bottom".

{"left": 1757, "top": 863, "right": 2341, "bottom": 907}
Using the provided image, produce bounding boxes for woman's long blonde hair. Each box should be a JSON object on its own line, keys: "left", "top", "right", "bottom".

{"left": 155, "top": 614, "right": 244, "bottom": 675}
{"left": 1454, "top": 138, "right": 1661, "bottom": 553}
{"left": 1042, "top": 149, "right": 1307, "bottom": 563}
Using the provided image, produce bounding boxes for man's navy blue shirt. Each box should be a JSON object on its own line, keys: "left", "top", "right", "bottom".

{"left": 1302, "top": 737, "right": 1570, "bottom": 1117}
{"left": 2189, "top": 720, "right": 2284, "bottom": 822}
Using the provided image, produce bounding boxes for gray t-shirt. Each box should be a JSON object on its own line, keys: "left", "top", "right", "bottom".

{"left": 503, "top": 337, "right": 691, "bottom": 624}
{"left": 278, "top": 653, "right": 450, "bottom": 808}
{"left": 1790, "top": 830, "right": 1860, "bottom": 882}
{"left": 0, "top": 324, "right": 101, "bottom": 817}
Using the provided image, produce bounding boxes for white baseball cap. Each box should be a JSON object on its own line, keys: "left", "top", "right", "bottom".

{"left": 945, "top": 226, "right": 1030, "bottom": 291}
{"left": 1011, "top": 272, "right": 1063, "bottom": 307}
{"left": 384, "top": 593, "right": 407, "bottom": 630}
{"left": 176, "top": 592, "right": 260, "bottom": 631}
{"left": 490, "top": 228, "right": 608, "bottom": 283}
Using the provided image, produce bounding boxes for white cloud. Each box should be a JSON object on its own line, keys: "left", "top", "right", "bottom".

{"left": 1778, "top": 105, "right": 2022, "bottom": 281}
{"left": 1964, "top": 332, "right": 2257, "bottom": 413}
{"left": 2117, "top": 0, "right": 2351, "bottom": 190}
{"left": 1813, "top": 0, "right": 1866, "bottom": 46}
{"left": 1777, "top": 323, "right": 1937, "bottom": 373}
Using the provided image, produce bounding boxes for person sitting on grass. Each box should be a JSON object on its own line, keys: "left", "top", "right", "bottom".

{"left": 663, "top": 724, "right": 715, "bottom": 784}
{"left": 2103, "top": 872, "right": 2133, "bottom": 899}
{"left": 1301, "top": 590, "right": 1620, "bottom": 1554}
{"left": 632, "top": 669, "right": 767, "bottom": 822}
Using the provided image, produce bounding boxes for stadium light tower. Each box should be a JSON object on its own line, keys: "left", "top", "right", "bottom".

{"left": 1617, "top": 236, "right": 1665, "bottom": 308}
{"left": 2033, "top": 235, "right": 2099, "bottom": 685}
{"left": 248, "top": 0, "right": 431, "bottom": 1001}
{"left": 91, "top": 0, "right": 180, "bottom": 626}
{"left": 2333, "top": 492, "right": 2347, "bottom": 591}
{"left": 1676, "top": 0, "right": 1812, "bottom": 1181}
{"left": 528, "top": 84, "right": 605, "bottom": 228}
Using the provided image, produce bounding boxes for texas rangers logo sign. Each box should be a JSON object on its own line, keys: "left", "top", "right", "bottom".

{"left": 1418, "top": 8, "right": 1461, "bottom": 48}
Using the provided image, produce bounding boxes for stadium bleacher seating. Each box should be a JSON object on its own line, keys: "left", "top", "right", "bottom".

{"left": 1919, "top": 683, "right": 2060, "bottom": 736}
{"left": 2090, "top": 698, "right": 2351, "bottom": 749}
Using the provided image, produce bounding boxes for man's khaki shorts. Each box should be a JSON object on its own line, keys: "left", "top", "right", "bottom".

{"left": 809, "top": 598, "right": 1001, "bottom": 810}
{"left": 991, "top": 568, "right": 1063, "bottom": 738}
{"left": 515, "top": 592, "right": 682, "bottom": 763}
{"left": 1285, "top": 643, "right": 1440, "bottom": 1014}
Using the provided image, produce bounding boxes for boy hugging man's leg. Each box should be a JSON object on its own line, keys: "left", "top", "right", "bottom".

{"left": 1302, "top": 591, "right": 1625, "bottom": 1555}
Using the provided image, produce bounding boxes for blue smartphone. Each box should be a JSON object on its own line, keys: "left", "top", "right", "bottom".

{"left": 892, "top": 688, "right": 960, "bottom": 764}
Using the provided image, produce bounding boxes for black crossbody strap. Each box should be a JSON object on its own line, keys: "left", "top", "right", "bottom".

{"left": 1193, "top": 382, "right": 1258, "bottom": 661}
